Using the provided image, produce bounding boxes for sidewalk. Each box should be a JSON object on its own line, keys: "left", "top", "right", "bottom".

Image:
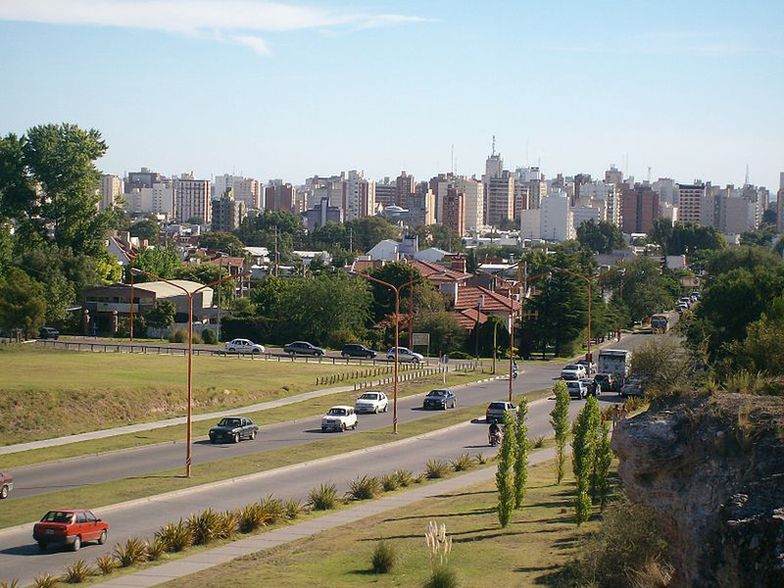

{"left": 92, "top": 446, "right": 558, "bottom": 587}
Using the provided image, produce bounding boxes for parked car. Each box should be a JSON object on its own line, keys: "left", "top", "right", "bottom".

{"left": 0, "top": 471, "right": 13, "bottom": 499}
{"left": 354, "top": 391, "right": 388, "bottom": 414}
{"left": 38, "top": 326, "right": 60, "bottom": 340}
{"left": 341, "top": 344, "right": 376, "bottom": 359}
{"left": 576, "top": 359, "right": 596, "bottom": 376}
{"left": 594, "top": 373, "right": 618, "bottom": 393}
{"left": 423, "top": 389, "right": 457, "bottom": 410}
{"left": 386, "top": 347, "right": 424, "bottom": 363}
{"left": 33, "top": 509, "right": 109, "bottom": 552}
{"left": 485, "top": 401, "right": 517, "bottom": 424}
{"left": 284, "top": 341, "right": 325, "bottom": 356}
{"left": 321, "top": 406, "right": 358, "bottom": 432}
{"left": 208, "top": 416, "right": 258, "bottom": 444}
{"left": 566, "top": 380, "right": 588, "bottom": 400}
{"left": 560, "top": 363, "right": 587, "bottom": 381}
{"left": 224, "top": 338, "right": 265, "bottom": 354}
{"left": 621, "top": 379, "right": 645, "bottom": 398}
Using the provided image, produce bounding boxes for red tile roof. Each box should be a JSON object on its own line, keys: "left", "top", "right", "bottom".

{"left": 454, "top": 307, "right": 489, "bottom": 330}
{"left": 455, "top": 285, "right": 520, "bottom": 313}
{"left": 408, "top": 259, "right": 471, "bottom": 284}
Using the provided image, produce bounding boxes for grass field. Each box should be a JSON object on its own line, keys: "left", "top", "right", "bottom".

{"left": 0, "top": 345, "right": 455, "bottom": 445}
{"left": 159, "top": 459, "right": 595, "bottom": 588}
{"left": 1, "top": 371, "right": 501, "bottom": 469}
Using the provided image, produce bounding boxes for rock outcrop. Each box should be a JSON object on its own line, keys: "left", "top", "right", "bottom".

{"left": 612, "top": 392, "right": 784, "bottom": 587}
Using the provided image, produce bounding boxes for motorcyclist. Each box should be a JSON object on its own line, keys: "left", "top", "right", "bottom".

{"left": 488, "top": 421, "right": 501, "bottom": 445}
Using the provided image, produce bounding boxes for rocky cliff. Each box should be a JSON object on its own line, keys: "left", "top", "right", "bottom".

{"left": 612, "top": 392, "right": 784, "bottom": 587}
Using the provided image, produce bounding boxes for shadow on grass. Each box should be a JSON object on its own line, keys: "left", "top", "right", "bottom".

{"left": 430, "top": 490, "right": 496, "bottom": 498}
{"left": 382, "top": 506, "right": 495, "bottom": 522}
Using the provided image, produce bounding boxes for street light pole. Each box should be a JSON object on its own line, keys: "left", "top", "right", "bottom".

{"left": 357, "top": 273, "right": 416, "bottom": 434}
{"left": 129, "top": 267, "right": 134, "bottom": 342}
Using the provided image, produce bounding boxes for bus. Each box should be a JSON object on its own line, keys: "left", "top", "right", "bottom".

{"left": 597, "top": 348, "right": 632, "bottom": 385}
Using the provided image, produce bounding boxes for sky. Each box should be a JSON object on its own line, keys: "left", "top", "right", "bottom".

{"left": 1, "top": 0, "right": 783, "bottom": 191}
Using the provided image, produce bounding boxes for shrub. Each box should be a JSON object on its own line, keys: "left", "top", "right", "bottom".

{"left": 95, "top": 555, "right": 117, "bottom": 575}
{"left": 201, "top": 328, "right": 217, "bottom": 344}
{"left": 531, "top": 435, "right": 545, "bottom": 449}
{"left": 450, "top": 452, "right": 474, "bottom": 472}
{"left": 63, "top": 558, "right": 94, "bottom": 583}
{"left": 629, "top": 558, "right": 674, "bottom": 588}
{"left": 371, "top": 540, "right": 396, "bottom": 574}
{"left": 424, "top": 566, "right": 459, "bottom": 588}
{"left": 425, "top": 459, "right": 450, "bottom": 479}
{"left": 393, "top": 469, "right": 414, "bottom": 487}
{"left": 381, "top": 474, "right": 399, "bottom": 492}
{"left": 284, "top": 498, "right": 303, "bottom": 520}
{"left": 32, "top": 575, "right": 58, "bottom": 588}
{"left": 259, "top": 496, "right": 285, "bottom": 524}
{"left": 0, "top": 580, "right": 19, "bottom": 588}
{"left": 214, "top": 510, "right": 239, "bottom": 540}
{"left": 155, "top": 519, "right": 193, "bottom": 552}
{"left": 145, "top": 538, "right": 166, "bottom": 561}
{"left": 191, "top": 332, "right": 203, "bottom": 345}
{"left": 308, "top": 483, "right": 338, "bottom": 511}
{"left": 623, "top": 396, "right": 645, "bottom": 413}
{"left": 346, "top": 475, "right": 381, "bottom": 500}
{"left": 238, "top": 503, "right": 267, "bottom": 533}
{"left": 473, "top": 453, "right": 487, "bottom": 465}
{"left": 169, "top": 329, "right": 187, "bottom": 343}
{"left": 113, "top": 537, "right": 148, "bottom": 567}
{"left": 187, "top": 509, "right": 221, "bottom": 546}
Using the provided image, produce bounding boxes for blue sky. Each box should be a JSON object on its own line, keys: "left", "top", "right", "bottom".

{"left": 1, "top": 0, "right": 782, "bottom": 191}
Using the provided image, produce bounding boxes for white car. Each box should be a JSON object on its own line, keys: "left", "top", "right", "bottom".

{"left": 560, "top": 363, "right": 587, "bottom": 381}
{"left": 321, "top": 406, "right": 358, "bottom": 432}
{"left": 566, "top": 380, "right": 588, "bottom": 399}
{"left": 386, "top": 347, "right": 424, "bottom": 363}
{"left": 225, "top": 338, "right": 265, "bottom": 354}
{"left": 354, "top": 391, "right": 388, "bottom": 414}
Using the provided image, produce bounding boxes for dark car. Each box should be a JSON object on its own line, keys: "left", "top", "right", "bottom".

{"left": 0, "top": 471, "right": 13, "bottom": 499}
{"left": 33, "top": 509, "right": 109, "bottom": 552}
{"left": 341, "top": 344, "right": 376, "bottom": 359}
{"left": 284, "top": 341, "right": 325, "bottom": 356}
{"left": 39, "top": 326, "right": 60, "bottom": 340}
{"left": 208, "top": 416, "right": 259, "bottom": 444}
{"left": 423, "top": 389, "right": 457, "bottom": 410}
{"left": 594, "top": 373, "right": 618, "bottom": 393}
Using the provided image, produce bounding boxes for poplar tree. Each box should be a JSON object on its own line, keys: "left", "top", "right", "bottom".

{"left": 549, "top": 380, "right": 570, "bottom": 484}
{"left": 496, "top": 411, "right": 515, "bottom": 527}
{"left": 595, "top": 420, "right": 613, "bottom": 510}
{"left": 513, "top": 398, "right": 529, "bottom": 509}
{"left": 572, "top": 396, "right": 600, "bottom": 525}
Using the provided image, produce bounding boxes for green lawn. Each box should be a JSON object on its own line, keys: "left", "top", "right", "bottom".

{"left": 159, "top": 458, "right": 595, "bottom": 588}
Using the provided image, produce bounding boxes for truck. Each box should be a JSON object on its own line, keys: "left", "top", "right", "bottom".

{"left": 597, "top": 349, "right": 632, "bottom": 390}
{"left": 650, "top": 314, "right": 670, "bottom": 333}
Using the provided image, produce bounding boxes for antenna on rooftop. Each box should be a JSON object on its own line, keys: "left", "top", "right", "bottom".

{"left": 647, "top": 166, "right": 651, "bottom": 183}
{"left": 744, "top": 163, "right": 750, "bottom": 186}
{"left": 451, "top": 144, "right": 455, "bottom": 174}
{"left": 492, "top": 135, "right": 496, "bottom": 157}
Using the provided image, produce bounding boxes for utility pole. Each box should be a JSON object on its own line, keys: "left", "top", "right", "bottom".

{"left": 273, "top": 226, "right": 279, "bottom": 277}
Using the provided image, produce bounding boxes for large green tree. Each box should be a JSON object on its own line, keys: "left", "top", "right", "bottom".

{"left": 576, "top": 219, "right": 624, "bottom": 254}
{"left": 199, "top": 231, "right": 245, "bottom": 256}
{"left": 650, "top": 220, "right": 725, "bottom": 256}
{"left": 0, "top": 267, "right": 47, "bottom": 336}
{"left": 413, "top": 310, "right": 466, "bottom": 356}
{"left": 129, "top": 218, "right": 160, "bottom": 245}
{"left": 132, "top": 247, "right": 182, "bottom": 281}
{"left": 414, "top": 224, "right": 464, "bottom": 252}
{"left": 617, "top": 257, "right": 675, "bottom": 322}
{"left": 346, "top": 216, "right": 400, "bottom": 252}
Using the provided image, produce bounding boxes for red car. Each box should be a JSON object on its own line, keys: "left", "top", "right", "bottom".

{"left": 0, "top": 471, "right": 12, "bottom": 499}
{"left": 33, "top": 509, "right": 109, "bottom": 552}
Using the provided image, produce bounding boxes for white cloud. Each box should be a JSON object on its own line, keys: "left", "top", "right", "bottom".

{"left": 0, "top": 0, "right": 425, "bottom": 54}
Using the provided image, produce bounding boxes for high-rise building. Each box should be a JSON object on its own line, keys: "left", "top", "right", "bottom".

{"left": 305, "top": 197, "right": 343, "bottom": 232}
{"left": 430, "top": 173, "right": 482, "bottom": 234}
{"left": 100, "top": 174, "right": 123, "bottom": 210}
{"left": 303, "top": 174, "right": 345, "bottom": 210}
{"left": 442, "top": 186, "right": 465, "bottom": 236}
{"left": 375, "top": 178, "right": 397, "bottom": 207}
{"left": 676, "top": 183, "right": 707, "bottom": 225}
{"left": 578, "top": 181, "right": 621, "bottom": 226}
{"left": 211, "top": 189, "right": 246, "bottom": 233}
{"left": 482, "top": 150, "right": 514, "bottom": 226}
{"left": 213, "top": 174, "right": 260, "bottom": 210}
{"left": 515, "top": 167, "right": 547, "bottom": 210}
{"left": 604, "top": 165, "right": 623, "bottom": 186}
{"left": 540, "top": 190, "right": 574, "bottom": 242}
{"left": 151, "top": 180, "right": 174, "bottom": 217}
{"left": 716, "top": 191, "right": 755, "bottom": 235}
{"left": 621, "top": 185, "right": 659, "bottom": 233}
{"left": 174, "top": 174, "right": 211, "bottom": 224}
{"left": 652, "top": 177, "right": 677, "bottom": 205}
{"left": 395, "top": 171, "right": 416, "bottom": 208}
{"left": 342, "top": 170, "right": 375, "bottom": 221}
{"left": 264, "top": 180, "right": 295, "bottom": 212}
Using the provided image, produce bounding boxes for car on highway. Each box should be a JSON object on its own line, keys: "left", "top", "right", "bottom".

{"left": 284, "top": 341, "right": 325, "bottom": 356}
{"left": 208, "top": 416, "right": 259, "bottom": 444}
{"left": 566, "top": 380, "right": 588, "bottom": 400}
{"left": 354, "top": 391, "right": 388, "bottom": 414}
{"left": 560, "top": 363, "right": 587, "bottom": 381}
{"left": 423, "top": 389, "right": 457, "bottom": 410}
{"left": 594, "top": 373, "right": 618, "bottom": 393}
{"left": 387, "top": 347, "right": 424, "bottom": 363}
{"left": 38, "top": 326, "right": 60, "bottom": 340}
{"left": 341, "top": 343, "right": 376, "bottom": 359}
{"left": 33, "top": 509, "right": 108, "bottom": 552}
{"left": 321, "top": 405, "right": 358, "bottom": 432}
{"left": 620, "top": 378, "right": 645, "bottom": 398}
{"left": 224, "top": 338, "right": 265, "bottom": 354}
{"left": 0, "top": 471, "right": 13, "bottom": 499}
{"left": 485, "top": 401, "right": 517, "bottom": 423}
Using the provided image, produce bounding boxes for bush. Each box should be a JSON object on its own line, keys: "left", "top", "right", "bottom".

{"left": 144, "top": 538, "right": 166, "bottom": 561}
{"left": 531, "top": 435, "right": 545, "bottom": 449}
{"left": 424, "top": 566, "right": 459, "bottom": 588}
{"left": 63, "top": 559, "right": 95, "bottom": 584}
{"left": 214, "top": 510, "right": 239, "bottom": 540}
{"left": 238, "top": 503, "right": 267, "bottom": 533}
{"left": 308, "top": 483, "right": 338, "bottom": 511}
{"left": 201, "top": 328, "right": 217, "bottom": 344}
{"left": 425, "top": 459, "right": 450, "bottom": 479}
{"left": 191, "top": 332, "right": 203, "bottom": 345}
{"left": 0, "top": 581, "right": 19, "bottom": 588}
{"left": 284, "top": 498, "right": 303, "bottom": 520}
{"left": 259, "top": 496, "right": 285, "bottom": 524}
{"left": 155, "top": 519, "right": 192, "bottom": 552}
{"left": 448, "top": 351, "right": 472, "bottom": 360}
{"left": 371, "top": 540, "right": 396, "bottom": 574}
{"left": 169, "top": 329, "right": 187, "bottom": 343}
{"left": 474, "top": 453, "right": 487, "bottom": 465}
{"left": 623, "top": 396, "right": 646, "bottom": 413}
{"left": 32, "top": 575, "right": 58, "bottom": 588}
{"left": 450, "top": 452, "right": 474, "bottom": 472}
{"left": 113, "top": 537, "right": 148, "bottom": 567}
{"left": 381, "top": 474, "right": 399, "bottom": 492}
{"left": 95, "top": 554, "right": 117, "bottom": 575}
{"left": 393, "top": 469, "right": 414, "bottom": 487}
{"left": 187, "top": 509, "right": 221, "bottom": 546}
{"left": 346, "top": 475, "right": 381, "bottom": 500}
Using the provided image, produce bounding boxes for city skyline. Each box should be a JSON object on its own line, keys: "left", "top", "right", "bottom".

{"left": 1, "top": 0, "right": 782, "bottom": 189}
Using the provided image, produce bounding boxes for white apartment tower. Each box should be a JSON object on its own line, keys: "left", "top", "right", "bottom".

{"left": 214, "top": 174, "right": 260, "bottom": 210}
{"left": 174, "top": 174, "right": 212, "bottom": 224}
{"left": 676, "top": 183, "right": 707, "bottom": 225}
{"left": 540, "top": 190, "right": 574, "bottom": 242}
{"left": 100, "top": 174, "right": 123, "bottom": 210}
{"left": 342, "top": 170, "right": 375, "bottom": 221}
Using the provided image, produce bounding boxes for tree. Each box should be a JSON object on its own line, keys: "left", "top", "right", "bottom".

{"left": 144, "top": 300, "right": 176, "bottom": 331}
{"left": 652, "top": 221, "right": 725, "bottom": 256}
{"left": 617, "top": 257, "right": 675, "bottom": 322}
{"left": 413, "top": 311, "right": 466, "bottom": 357}
{"left": 0, "top": 267, "right": 47, "bottom": 336}
{"left": 0, "top": 133, "right": 37, "bottom": 220}
{"left": 132, "top": 247, "right": 182, "bottom": 281}
{"left": 414, "top": 224, "right": 464, "bottom": 252}
{"left": 198, "top": 231, "right": 245, "bottom": 256}
{"left": 572, "top": 396, "right": 600, "bottom": 525}
{"left": 129, "top": 218, "right": 160, "bottom": 245}
{"left": 525, "top": 269, "right": 588, "bottom": 357}
{"left": 723, "top": 296, "right": 784, "bottom": 382}
{"left": 345, "top": 216, "right": 400, "bottom": 252}
{"left": 368, "top": 262, "right": 424, "bottom": 322}
{"left": 496, "top": 411, "right": 516, "bottom": 528}
{"left": 630, "top": 337, "right": 692, "bottom": 396}
{"left": 43, "top": 273, "right": 76, "bottom": 325}
{"left": 595, "top": 422, "right": 613, "bottom": 511}
{"left": 549, "top": 380, "right": 570, "bottom": 484}
{"left": 576, "top": 219, "right": 624, "bottom": 254}
{"left": 513, "top": 398, "right": 529, "bottom": 509}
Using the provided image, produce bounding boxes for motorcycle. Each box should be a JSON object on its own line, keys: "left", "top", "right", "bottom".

{"left": 489, "top": 430, "right": 502, "bottom": 447}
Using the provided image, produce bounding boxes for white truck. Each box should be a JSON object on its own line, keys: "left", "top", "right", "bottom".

{"left": 597, "top": 349, "right": 632, "bottom": 387}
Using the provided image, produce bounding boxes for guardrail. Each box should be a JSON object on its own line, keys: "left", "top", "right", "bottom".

{"left": 351, "top": 361, "right": 476, "bottom": 391}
